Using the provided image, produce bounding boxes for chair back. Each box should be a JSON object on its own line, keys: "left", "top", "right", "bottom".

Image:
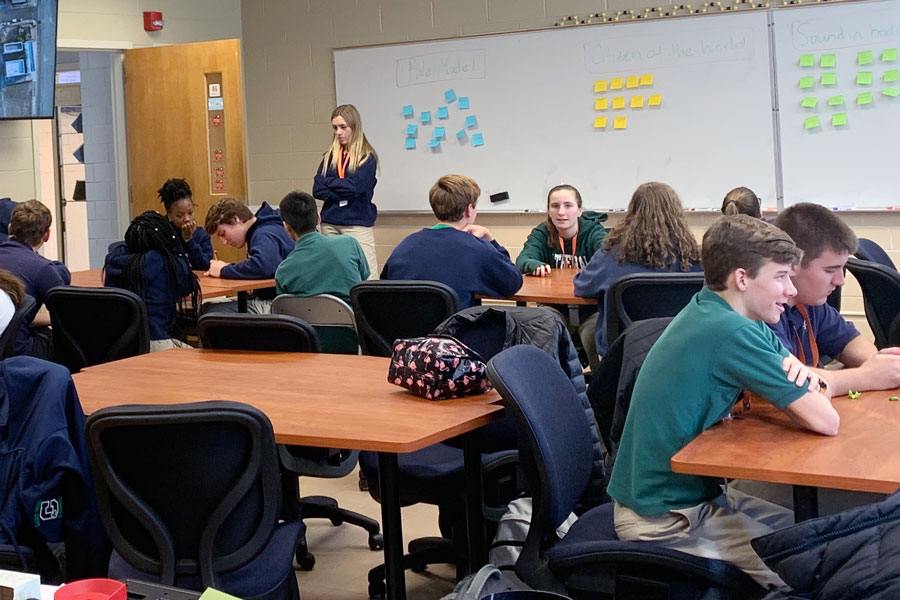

{"left": 606, "top": 272, "right": 704, "bottom": 344}
{"left": 46, "top": 286, "right": 150, "bottom": 372}
{"left": 845, "top": 257, "right": 900, "bottom": 348}
{"left": 85, "top": 401, "right": 283, "bottom": 589}
{"left": 350, "top": 280, "right": 460, "bottom": 357}
{"left": 856, "top": 238, "right": 896, "bottom": 270}
{"left": 197, "top": 313, "right": 321, "bottom": 352}
{"left": 0, "top": 294, "right": 35, "bottom": 359}
{"left": 271, "top": 294, "right": 358, "bottom": 354}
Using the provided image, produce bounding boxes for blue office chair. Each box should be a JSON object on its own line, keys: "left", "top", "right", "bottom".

{"left": 855, "top": 238, "right": 896, "bottom": 270}
{"left": 487, "top": 346, "right": 763, "bottom": 599}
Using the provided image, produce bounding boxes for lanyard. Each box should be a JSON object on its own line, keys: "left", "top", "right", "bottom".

{"left": 558, "top": 232, "right": 578, "bottom": 268}
{"left": 792, "top": 304, "right": 819, "bottom": 367}
{"left": 336, "top": 148, "right": 350, "bottom": 179}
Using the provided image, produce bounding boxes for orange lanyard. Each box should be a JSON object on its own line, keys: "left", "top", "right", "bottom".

{"left": 558, "top": 233, "right": 578, "bottom": 268}
{"left": 793, "top": 304, "right": 819, "bottom": 367}
{"left": 336, "top": 148, "right": 350, "bottom": 179}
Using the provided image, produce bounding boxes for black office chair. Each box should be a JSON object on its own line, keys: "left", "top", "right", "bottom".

{"left": 350, "top": 280, "right": 460, "bottom": 357}
{"left": 0, "top": 293, "right": 35, "bottom": 359}
{"left": 845, "top": 257, "right": 900, "bottom": 349}
{"left": 605, "top": 272, "right": 705, "bottom": 345}
{"left": 85, "top": 401, "right": 303, "bottom": 600}
{"left": 855, "top": 238, "right": 896, "bottom": 270}
{"left": 488, "top": 346, "right": 763, "bottom": 600}
{"left": 45, "top": 286, "right": 150, "bottom": 373}
{"left": 196, "top": 312, "right": 382, "bottom": 570}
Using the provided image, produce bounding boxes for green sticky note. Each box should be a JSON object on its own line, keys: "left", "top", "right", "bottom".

{"left": 857, "top": 91, "right": 874, "bottom": 105}
{"left": 858, "top": 50, "right": 874, "bottom": 65}
{"left": 799, "top": 76, "right": 815, "bottom": 89}
{"left": 884, "top": 87, "right": 900, "bottom": 97}
{"left": 832, "top": 113, "right": 847, "bottom": 126}
{"left": 804, "top": 115, "right": 820, "bottom": 129}
{"left": 199, "top": 589, "right": 242, "bottom": 600}
{"left": 799, "top": 54, "right": 815, "bottom": 67}
{"left": 857, "top": 71, "right": 873, "bottom": 85}
{"left": 820, "top": 53, "right": 836, "bottom": 68}
{"left": 821, "top": 72, "right": 837, "bottom": 85}
{"left": 828, "top": 95, "right": 844, "bottom": 106}
{"left": 801, "top": 96, "right": 818, "bottom": 107}
{"left": 883, "top": 48, "right": 898, "bottom": 62}
{"left": 885, "top": 69, "right": 899, "bottom": 82}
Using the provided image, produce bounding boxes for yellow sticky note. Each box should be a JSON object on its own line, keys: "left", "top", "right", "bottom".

{"left": 595, "top": 97, "right": 608, "bottom": 110}
{"left": 626, "top": 75, "right": 639, "bottom": 89}
{"left": 648, "top": 94, "right": 662, "bottom": 106}
{"left": 804, "top": 115, "right": 820, "bottom": 129}
{"left": 593, "top": 116, "right": 608, "bottom": 128}
{"left": 831, "top": 113, "right": 847, "bottom": 126}
{"left": 613, "top": 116, "right": 627, "bottom": 129}
{"left": 858, "top": 50, "right": 874, "bottom": 65}
{"left": 199, "top": 589, "right": 242, "bottom": 600}
{"left": 821, "top": 72, "right": 837, "bottom": 85}
{"left": 885, "top": 69, "right": 899, "bottom": 82}
{"left": 610, "top": 77, "right": 624, "bottom": 90}
{"left": 630, "top": 96, "right": 644, "bottom": 108}
{"left": 612, "top": 96, "right": 626, "bottom": 109}
{"left": 640, "top": 73, "right": 654, "bottom": 86}
{"left": 594, "top": 80, "right": 607, "bottom": 92}
{"left": 883, "top": 48, "right": 899, "bottom": 62}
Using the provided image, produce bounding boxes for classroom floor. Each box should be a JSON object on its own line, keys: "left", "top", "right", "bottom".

{"left": 295, "top": 467, "right": 457, "bottom": 599}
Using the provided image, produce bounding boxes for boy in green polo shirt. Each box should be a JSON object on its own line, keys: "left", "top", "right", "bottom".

{"left": 606, "top": 215, "right": 839, "bottom": 590}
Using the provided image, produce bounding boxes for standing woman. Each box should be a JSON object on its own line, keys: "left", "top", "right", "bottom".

{"left": 158, "top": 178, "right": 214, "bottom": 270}
{"left": 313, "top": 104, "right": 379, "bottom": 278}
{"left": 574, "top": 182, "right": 702, "bottom": 356}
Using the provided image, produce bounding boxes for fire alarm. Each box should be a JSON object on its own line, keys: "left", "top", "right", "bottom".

{"left": 143, "top": 12, "right": 164, "bottom": 31}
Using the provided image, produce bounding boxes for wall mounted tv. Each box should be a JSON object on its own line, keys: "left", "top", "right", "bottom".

{"left": 0, "top": 0, "right": 57, "bottom": 120}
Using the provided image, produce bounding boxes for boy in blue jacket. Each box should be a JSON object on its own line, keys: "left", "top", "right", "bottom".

{"left": 381, "top": 174, "right": 522, "bottom": 307}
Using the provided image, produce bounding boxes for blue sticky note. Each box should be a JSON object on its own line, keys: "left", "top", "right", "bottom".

{"left": 444, "top": 89, "right": 457, "bottom": 103}
{"left": 405, "top": 124, "right": 417, "bottom": 135}
{"left": 402, "top": 104, "right": 414, "bottom": 117}
{"left": 405, "top": 137, "right": 416, "bottom": 150}
{"left": 472, "top": 133, "right": 484, "bottom": 147}
{"left": 434, "top": 127, "right": 445, "bottom": 138}
{"left": 456, "top": 129, "right": 466, "bottom": 140}
{"left": 458, "top": 97, "right": 470, "bottom": 109}
{"left": 437, "top": 106, "right": 449, "bottom": 119}
{"left": 465, "top": 115, "right": 477, "bottom": 128}
{"left": 420, "top": 111, "right": 431, "bottom": 124}
{"left": 428, "top": 139, "right": 440, "bottom": 148}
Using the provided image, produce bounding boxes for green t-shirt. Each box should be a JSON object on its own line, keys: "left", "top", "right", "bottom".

{"left": 274, "top": 231, "right": 369, "bottom": 303}
{"left": 606, "top": 287, "right": 809, "bottom": 516}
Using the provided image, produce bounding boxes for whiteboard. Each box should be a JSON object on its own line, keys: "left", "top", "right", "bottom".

{"left": 335, "top": 12, "right": 777, "bottom": 212}
{"left": 774, "top": 0, "right": 900, "bottom": 208}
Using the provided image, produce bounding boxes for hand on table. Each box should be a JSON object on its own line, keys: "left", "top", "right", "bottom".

{"left": 531, "top": 265, "right": 551, "bottom": 277}
{"left": 782, "top": 354, "right": 827, "bottom": 397}
{"left": 206, "top": 260, "right": 228, "bottom": 278}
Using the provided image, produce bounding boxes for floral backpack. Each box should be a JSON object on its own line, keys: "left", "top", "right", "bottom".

{"left": 387, "top": 335, "right": 492, "bottom": 400}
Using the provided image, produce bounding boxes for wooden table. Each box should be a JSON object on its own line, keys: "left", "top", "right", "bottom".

{"left": 69, "top": 268, "right": 275, "bottom": 312}
{"left": 73, "top": 349, "right": 504, "bottom": 600}
{"left": 671, "top": 390, "right": 900, "bottom": 520}
{"left": 478, "top": 269, "right": 595, "bottom": 306}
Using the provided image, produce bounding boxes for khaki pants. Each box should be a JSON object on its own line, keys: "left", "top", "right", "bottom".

{"left": 150, "top": 338, "right": 191, "bottom": 352}
{"left": 613, "top": 485, "right": 793, "bottom": 590}
{"left": 320, "top": 222, "right": 378, "bottom": 280}
{"left": 200, "top": 297, "right": 272, "bottom": 315}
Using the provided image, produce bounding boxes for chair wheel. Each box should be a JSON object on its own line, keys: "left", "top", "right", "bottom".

{"left": 330, "top": 518, "right": 344, "bottom": 526}
{"left": 410, "top": 562, "right": 427, "bottom": 573}
{"left": 368, "top": 533, "right": 384, "bottom": 551}
{"left": 296, "top": 550, "right": 316, "bottom": 571}
{"left": 367, "top": 580, "right": 385, "bottom": 599}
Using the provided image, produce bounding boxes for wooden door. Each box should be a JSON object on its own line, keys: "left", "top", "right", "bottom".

{"left": 123, "top": 39, "right": 247, "bottom": 263}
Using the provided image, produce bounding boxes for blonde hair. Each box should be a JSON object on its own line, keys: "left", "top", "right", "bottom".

{"left": 602, "top": 182, "right": 700, "bottom": 270}
{"left": 323, "top": 104, "right": 378, "bottom": 173}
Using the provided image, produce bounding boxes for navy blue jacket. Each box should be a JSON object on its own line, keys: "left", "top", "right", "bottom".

{"left": 104, "top": 243, "right": 195, "bottom": 341}
{"left": 381, "top": 227, "right": 523, "bottom": 308}
{"left": 0, "top": 240, "right": 71, "bottom": 355}
{"left": 0, "top": 198, "right": 15, "bottom": 244}
{"left": 172, "top": 221, "right": 213, "bottom": 271}
{"left": 221, "top": 203, "right": 293, "bottom": 280}
{"left": 0, "top": 356, "right": 108, "bottom": 578}
{"left": 313, "top": 155, "right": 378, "bottom": 227}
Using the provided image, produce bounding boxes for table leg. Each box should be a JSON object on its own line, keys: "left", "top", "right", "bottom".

{"left": 463, "top": 433, "right": 487, "bottom": 574}
{"left": 237, "top": 291, "right": 248, "bottom": 313}
{"left": 377, "top": 452, "right": 406, "bottom": 600}
{"left": 515, "top": 301, "right": 526, "bottom": 307}
{"left": 793, "top": 485, "right": 819, "bottom": 522}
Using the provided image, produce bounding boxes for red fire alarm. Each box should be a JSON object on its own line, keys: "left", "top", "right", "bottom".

{"left": 143, "top": 11, "right": 164, "bottom": 31}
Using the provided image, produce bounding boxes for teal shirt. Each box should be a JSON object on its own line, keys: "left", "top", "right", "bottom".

{"left": 275, "top": 231, "right": 370, "bottom": 303}
{"left": 607, "top": 287, "right": 809, "bottom": 516}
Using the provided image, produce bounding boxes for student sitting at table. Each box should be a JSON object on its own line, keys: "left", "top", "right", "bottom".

{"left": 104, "top": 211, "right": 200, "bottom": 352}
{"left": 158, "top": 178, "right": 213, "bottom": 270}
{"left": 275, "top": 190, "right": 369, "bottom": 304}
{"left": 721, "top": 186, "right": 763, "bottom": 218}
{"left": 573, "top": 181, "right": 701, "bottom": 356}
{"left": 0, "top": 200, "right": 70, "bottom": 359}
{"left": 770, "top": 202, "right": 900, "bottom": 395}
{"left": 202, "top": 197, "right": 294, "bottom": 313}
{"left": 608, "top": 214, "right": 839, "bottom": 591}
{"left": 516, "top": 184, "right": 608, "bottom": 371}
{"left": 381, "top": 174, "right": 522, "bottom": 308}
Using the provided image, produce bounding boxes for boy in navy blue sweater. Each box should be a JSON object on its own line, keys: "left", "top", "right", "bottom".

{"left": 381, "top": 174, "right": 522, "bottom": 307}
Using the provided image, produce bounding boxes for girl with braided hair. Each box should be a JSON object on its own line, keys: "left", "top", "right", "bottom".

{"left": 103, "top": 211, "right": 200, "bottom": 351}
{"left": 158, "top": 177, "right": 214, "bottom": 269}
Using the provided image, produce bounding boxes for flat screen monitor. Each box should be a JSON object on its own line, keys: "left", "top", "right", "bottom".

{"left": 0, "top": 0, "right": 58, "bottom": 120}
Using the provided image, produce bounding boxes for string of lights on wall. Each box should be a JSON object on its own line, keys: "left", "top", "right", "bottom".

{"left": 554, "top": 0, "right": 842, "bottom": 24}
